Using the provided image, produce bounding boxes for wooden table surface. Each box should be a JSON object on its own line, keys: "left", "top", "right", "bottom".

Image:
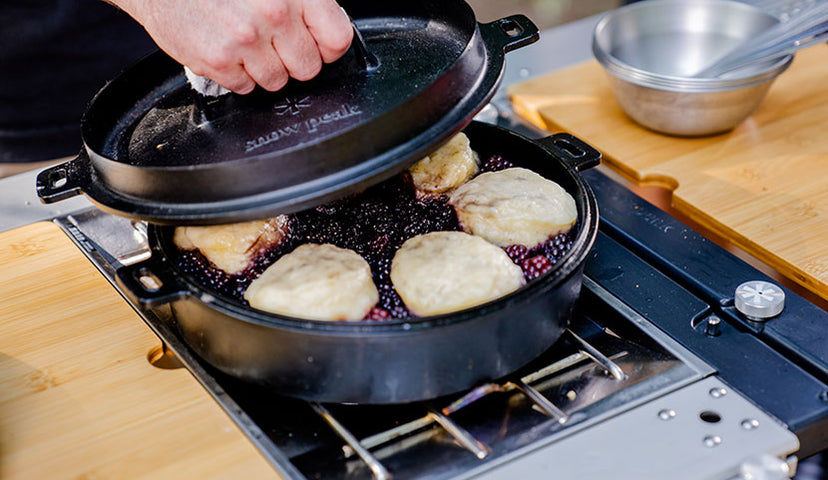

{"left": 509, "top": 45, "right": 828, "bottom": 301}
{"left": 0, "top": 222, "right": 275, "bottom": 479}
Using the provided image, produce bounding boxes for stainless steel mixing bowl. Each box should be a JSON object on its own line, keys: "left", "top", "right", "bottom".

{"left": 593, "top": 0, "right": 793, "bottom": 136}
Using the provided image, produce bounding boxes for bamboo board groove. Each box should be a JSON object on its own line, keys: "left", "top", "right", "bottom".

{"left": 508, "top": 46, "right": 828, "bottom": 300}
{"left": 0, "top": 222, "right": 274, "bottom": 479}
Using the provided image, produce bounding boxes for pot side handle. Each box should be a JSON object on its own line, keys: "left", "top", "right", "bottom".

{"left": 116, "top": 256, "right": 188, "bottom": 308}
{"left": 36, "top": 153, "right": 87, "bottom": 203}
{"left": 480, "top": 15, "right": 540, "bottom": 53}
{"left": 536, "top": 134, "right": 602, "bottom": 172}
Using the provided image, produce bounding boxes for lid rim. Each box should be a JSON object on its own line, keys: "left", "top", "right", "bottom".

{"left": 88, "top": 32, "right": 488, "bottom": 203}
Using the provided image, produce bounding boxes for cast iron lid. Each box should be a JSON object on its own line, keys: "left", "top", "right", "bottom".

{"left": 37, "top": 1, "right": 539, "bottom": 225}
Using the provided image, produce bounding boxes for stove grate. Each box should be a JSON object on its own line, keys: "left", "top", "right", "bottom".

{"left": 316, "top": 329, "right": 627, "bottom": 478}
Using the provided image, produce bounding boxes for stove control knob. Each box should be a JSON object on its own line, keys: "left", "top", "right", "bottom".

{"left": 734, "top": 281, "right": 785, "bottom": 321}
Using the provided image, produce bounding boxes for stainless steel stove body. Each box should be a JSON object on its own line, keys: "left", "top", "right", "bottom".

{"left": 54, "top": 155, "right": 827, "bottom": 479}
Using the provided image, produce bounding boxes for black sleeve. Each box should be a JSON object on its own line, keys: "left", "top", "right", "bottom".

{"left": 0, "top": 0, "right": 157, "bottom": 162}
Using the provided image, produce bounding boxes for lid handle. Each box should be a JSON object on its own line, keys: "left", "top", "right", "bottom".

{"left": 36, "top": 154, "right": 86, "bottom": 203}
{"left": 536, "top": 133, "right": 602, "bottom": 172}
{"left": 340, "top": 10, "right": 379, "bottom": 72}
{"left": 482, "top": 15, "right": 540, "bottom": 53}
{"left": 351, "top": 24, "right": 380, "bottom": 72}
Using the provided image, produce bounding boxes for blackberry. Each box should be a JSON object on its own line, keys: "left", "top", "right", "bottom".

{"left": 228, "top": 279, "right": 251, "bottom": 300}
{"left": 482, "top": 154, "right": 514, "bottom": 172}
{"left": 386, "top": 304, "right": 411, "bottom": 319}
{"left": 288, "top": 218, "right": 308, "bottom": 242}
{"left": 402, "top": 218, "right": 431, "bottom": 238}
{"left": 364, "top": 234, "right": 391, "bottom": 259}
{"left": 303, "top": 226, "right": 334, "bottom": 245}
{"left": 370, "top": 207, "right": 398, "bottom": 233}
{"left": 366, "top": 307, "right": 391, "bottom": 321}
{"left": 356, "top": 198, "right": 389, "bottom": 217}
{"left": 372, "top": 256, "right": 394, "bottom": 281}
{"left": 377, "top": 283, "right": 409, "bottom": 319}
{"left": 376, "top": 282, "right": 399, "bottom": 302}
{"left": 419, "top": 198, "right": 461, "bottom": 232}
{"left": 336, "top": 223, "right": 366, "bottom": 251}
{"left": 178, "top": 250, "right": 237, "bottom": 298}
{"left": 541, "top": 233, "right": 573, "bottom": 264}
{"left": 521, "top": 254, "right": 553, "bottom": 280}
{"left": 392, "top": 196, "right": 418, "bottom": 215}
{"left": 504, "top": 244, "right": 530, "bottom": 264}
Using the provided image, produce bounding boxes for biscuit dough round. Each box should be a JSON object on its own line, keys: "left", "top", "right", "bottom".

{"left": 244, "top": 244, "right": 378, "bottom": 321}
{"left": 409, "top": 133, "right": 479, "bottom": 194}
{"left": 390, "top": 232, "right": 525, "bottom": 317}
{"left": 174, "top": 216, "right": 289, "bottom": 274}
{"left": 449, "top": 168, "right": 577, "bottom": 247}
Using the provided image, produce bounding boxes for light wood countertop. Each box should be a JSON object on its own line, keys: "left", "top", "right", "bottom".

{"left": 0, "top": 222, "right": 276, "bottom": 479}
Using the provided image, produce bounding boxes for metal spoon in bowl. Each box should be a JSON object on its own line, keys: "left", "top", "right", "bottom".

{"left": 693, "top": 2, "right": 828, "bottom": 78}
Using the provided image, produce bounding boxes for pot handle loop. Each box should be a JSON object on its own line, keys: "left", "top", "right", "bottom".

{"left": 537, "top": 133, "right": 602, "bottom": 172}
{"left": 116, "top": 257, "right": 188, "bottom": 308}
{"left": 36, "top": 153, "right": 87, "bottom": 203}
{"left": 481, "top": 15, "right": 540, "bottom": 53}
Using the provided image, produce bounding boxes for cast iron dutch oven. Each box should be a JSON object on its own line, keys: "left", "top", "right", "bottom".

{"left": 117, "top": 122, "right": 600, "bottom": 404}
{"left": 34, "top": 0, "right": 602, "bottom": 404}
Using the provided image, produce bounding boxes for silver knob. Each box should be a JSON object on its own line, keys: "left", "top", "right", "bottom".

{"left": 734, "top": 281, "right": 785, "bottom": 321}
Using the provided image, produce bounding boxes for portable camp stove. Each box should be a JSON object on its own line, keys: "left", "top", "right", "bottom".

{"left": 53, "top": 123, "right": 827, "bottom": 480}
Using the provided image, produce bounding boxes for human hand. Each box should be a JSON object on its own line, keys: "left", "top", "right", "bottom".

{"left": 114, "top": 0, "right": 354, "bottom": 94}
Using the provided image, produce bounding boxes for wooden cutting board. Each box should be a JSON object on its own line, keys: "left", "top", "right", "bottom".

{"left": 0, "top": 222, "right": 275, "bottom": 479}
{"left": 508, "top": 45, "right": 828, "bottom": 301}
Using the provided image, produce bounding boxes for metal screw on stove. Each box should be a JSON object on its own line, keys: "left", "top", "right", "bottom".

{"left": 658, "top": 409, "right": 676, "bottom": 421}
{"left": 703, "top": 435, "right": 723, "bottom": 448}
{"left": 705, "top": 315, "right": 722, "bottom": 337}
{"left": 709, "top": 387, "right": 728, "bottom": 398}
{"left": 741, "top": 418, "right": 760, "bottom": 430}
{"left": 734, "top": 280, "right": 785, "bottom": 321}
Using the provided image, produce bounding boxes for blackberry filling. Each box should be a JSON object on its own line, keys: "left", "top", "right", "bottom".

{"left": 176, "top": 154, "right": 576, "bottom": 319}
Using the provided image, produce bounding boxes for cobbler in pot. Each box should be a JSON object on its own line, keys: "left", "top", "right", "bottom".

{"left": 175, "top": 133, "right": 577, "bottom": 321}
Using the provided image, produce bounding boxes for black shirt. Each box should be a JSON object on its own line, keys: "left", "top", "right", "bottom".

{"left": 0, "top": 0, "right": 157, "bottom": 162}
